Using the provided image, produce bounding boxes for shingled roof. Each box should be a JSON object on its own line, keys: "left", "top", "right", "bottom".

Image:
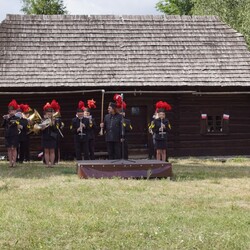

{"left": 1, "top": 14, "right": 250, "bottom": 88}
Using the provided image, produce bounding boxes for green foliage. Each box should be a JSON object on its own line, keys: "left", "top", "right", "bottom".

{"left": 156, "top": 0, "right": 194, "bottom": 15}
{"left": 192, "top": 0, "right": 250, "bottom": 47}
{"left": 21, "top": 0, "right": 68, "bottom": 15}
{"left": 155, "top": 0, "right": 250, "bottom": 47}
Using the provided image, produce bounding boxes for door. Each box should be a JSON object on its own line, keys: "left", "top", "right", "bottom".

{"left": 125, "top": 105, "right": 148, "bottom": 149}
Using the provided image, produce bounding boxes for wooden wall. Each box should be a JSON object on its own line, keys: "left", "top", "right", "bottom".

{"left": 1, "top": 87, "right": 250, "bottom": 158}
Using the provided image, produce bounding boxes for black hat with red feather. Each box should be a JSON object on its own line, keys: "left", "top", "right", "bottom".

{"left": 8, "top": 99, "right": 19, "bottom": 111}
{"left": 155, "top": 101, "right": 172, "bottom": 113}
{"left": 84, "top": 99, "right": 96, "bottom": 113}
{"left": 77, "top": 101, "right": 85, "bottom": 112}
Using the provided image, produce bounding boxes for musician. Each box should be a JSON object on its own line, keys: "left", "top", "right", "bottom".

{"left": 84, "top": 106, "right": 97, "bottom": 160}
{"left": 2, "top": 99, "right": 20, "bottom": 167}
{"left": 70, "top": 101, "right": 90, "bottom": 160}
{"left": 17, "top": 104, "right": 31, "bottom": 163}
{"left": 152, "top": 101, "right": 172, "bottom": 161}
{"left": 51, "top": 100, "right": 64, "bottom": 163}
{"left": 100, "top": 102, "right": 123, "bottom": 160}
{"left": 116, "top": 99, "right": 132, "bottom": 159}
{"left": 41, "top": 102, "right": 58, "bottom": 167}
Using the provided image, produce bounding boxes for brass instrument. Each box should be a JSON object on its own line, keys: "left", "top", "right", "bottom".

{"left": 32, "top": 111, "right": 64, "bottom": 137}
{"left": 159, "top": 118, "right": 165, "bottom": 138}
{"left": 27, "top": 109, "right": 43, "bottom": 134}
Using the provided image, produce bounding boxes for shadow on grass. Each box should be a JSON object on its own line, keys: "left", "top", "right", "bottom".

{"left": 0, "top": 161, "right": 77, "bottom": 179}
{"left": 172, "top": 163, "right": 250, "bottom": 181}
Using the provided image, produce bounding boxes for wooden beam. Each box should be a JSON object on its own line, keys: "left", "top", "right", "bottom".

{"left": 0, "top": 89, "right": 105, "bottom": 95}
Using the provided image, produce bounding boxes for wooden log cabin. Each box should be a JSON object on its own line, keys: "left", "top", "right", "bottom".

{"left": 1, "top": 14, "right": 250, "bottom": 158}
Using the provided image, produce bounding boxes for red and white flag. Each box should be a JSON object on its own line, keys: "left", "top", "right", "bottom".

{"left": 201, "top": 114, "right": 207, "bottom": 119}
{"left": 223, "top": 114, "right": 230, "bottom": 120}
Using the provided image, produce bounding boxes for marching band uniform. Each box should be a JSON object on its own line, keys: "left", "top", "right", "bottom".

{"left": 84, "top": 99, "right": 97, "bottom": 160}
{"left": 71, "top": 101, "right": 90, "bottom": 160}
{"left": 152, "top": 101, "right": 172, "bottom": 161}
{"left": 41, "top": 102, "right": 58, "bottom": 167}
{"left": 103, "top": 102, "right": 123, "bottom": 160}
{"left": 2, "top": 99, "right": 20, "bottom": 167}
{"left": 17, "top": 104, "right": 31, "bottom": 163}
{"left": 50, "top": 100, "right": 64, "bottom": 163}
{"left": 152, "top": 117, "right": 170, "bottom": 150}
{"left": 118, "top": 99, "right": 132, "bottom": 160}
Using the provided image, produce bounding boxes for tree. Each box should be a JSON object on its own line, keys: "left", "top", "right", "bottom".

{"left": 155, "top": 0, "right": 250, "bottom": 47}
{"left": 156, "top": 0, "right": 194, "bottom": 15}
{"left": 192, "top": 0, "right": 250, "bottom": 47}
{"left": 21, "top": 0, "right": 68, "bottom": 15}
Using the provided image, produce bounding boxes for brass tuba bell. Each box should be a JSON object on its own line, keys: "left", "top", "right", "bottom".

{"left": 29, "top": 109, "right": 42, "bottom": 123}
{"left": 27, "top": 109, "right": 42, "bottom": 134}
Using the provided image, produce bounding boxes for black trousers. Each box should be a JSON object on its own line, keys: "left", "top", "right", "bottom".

{"left": 106, "top": 141, "right": 121, "bottom": 160}
{"left": 74, "top": 136, "right": 89, "bottom": 160}
{"left": 88, "top": 139, "right": 95, "bottom": 160}
{"left": 19, "top": 139, "right": 30, "bottom": 162}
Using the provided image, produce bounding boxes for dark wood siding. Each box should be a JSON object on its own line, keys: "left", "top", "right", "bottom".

{"left": 1, "top": 87, "right": 250, "bottom": 158}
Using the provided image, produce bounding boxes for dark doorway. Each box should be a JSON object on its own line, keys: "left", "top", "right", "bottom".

{"left": 126, "top": 105, "right": 148, "bottom": 149}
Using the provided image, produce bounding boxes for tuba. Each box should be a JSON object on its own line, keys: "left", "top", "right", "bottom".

{"left": 27, "top": 109, "right": 42, "bottom": 134}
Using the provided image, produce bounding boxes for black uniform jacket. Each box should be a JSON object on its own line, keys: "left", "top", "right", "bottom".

{"left": 86, "top": 118, "right": 97, "bottom": 140}
{"left": 71, "top": 117, "right": 90, "bottom": 139}
{"left": 152, "top": 118, "right": 170, "bottom": 141}
{"left": 122, "top": 118, "right": 132, "bottom": 139}
{"left": 19, "top": 118, "right": 29, "bottom": 142}
{"left": 103, "top": 113, "right": 123, "bottom": 142}
{"left": 2, "top": 115, "right": 19, "bottom": 137}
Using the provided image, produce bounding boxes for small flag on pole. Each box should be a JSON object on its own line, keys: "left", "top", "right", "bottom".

{"left": 223, "top": 114, "right": 230, "bottom": 120}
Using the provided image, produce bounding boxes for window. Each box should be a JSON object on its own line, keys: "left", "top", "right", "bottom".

{"left": 207, "top": 115, "right": 222, "bottom": 133}
{"left": 131, "top": 107, "right": 140, "bottom": 116}
{"left": 200, "top": 113, "right": 229, "bottom": 135}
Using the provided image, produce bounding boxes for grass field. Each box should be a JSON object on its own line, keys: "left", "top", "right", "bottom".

{"left": 0, "top": 158, "right": 249, "bottom": 250}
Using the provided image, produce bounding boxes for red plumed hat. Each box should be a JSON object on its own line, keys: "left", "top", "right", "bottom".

{"left": 116, "top": 101, "right": 127, "bottom": 110}
{"left": 43, "top": 102, "right": 53, "bottom": 111}
{"left": 8, "top": 99, "right": 19, "bottom": 110}
{"left": 155, "top": 101, "right": 172, "bottom": 112}
{"left": 77, "top": 101, "right": 85, "bottom": 111}
{"left": 51, "top": 99, "right": 60, "bottom": 112}
{"left": 19, "top": 104, "right": 31, "bottom": 113}
{"left": 113, "top": 94, "right": 123, "bottom": 107}
{"left": 87, "top": 99, "right": 96, "bottom": 109}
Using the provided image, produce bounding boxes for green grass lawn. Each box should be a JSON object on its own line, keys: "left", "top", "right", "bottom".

{"left": 0, "top": 158, "right": 249, "bottom": 250}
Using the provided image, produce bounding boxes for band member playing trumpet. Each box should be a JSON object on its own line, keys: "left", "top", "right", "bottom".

{"left": 17, "top": 104, "right": 32, "bottom": 163}
{"left": 84, "top": 99, "right": 97, "bottom": 160}
{"left": 100, "top": 101, "right": 123, "bottom": 160}
{"left": 70, "top": 101, "right": 90, "bottom": 160}
{"left": 152, "top": 101, "right": 172, "bottom": 161}
{"left": 1, "top": 99, "right": 20, "bottom": 167}
{"left": 41, "top": 102, "right": 58, "bottom": 167}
